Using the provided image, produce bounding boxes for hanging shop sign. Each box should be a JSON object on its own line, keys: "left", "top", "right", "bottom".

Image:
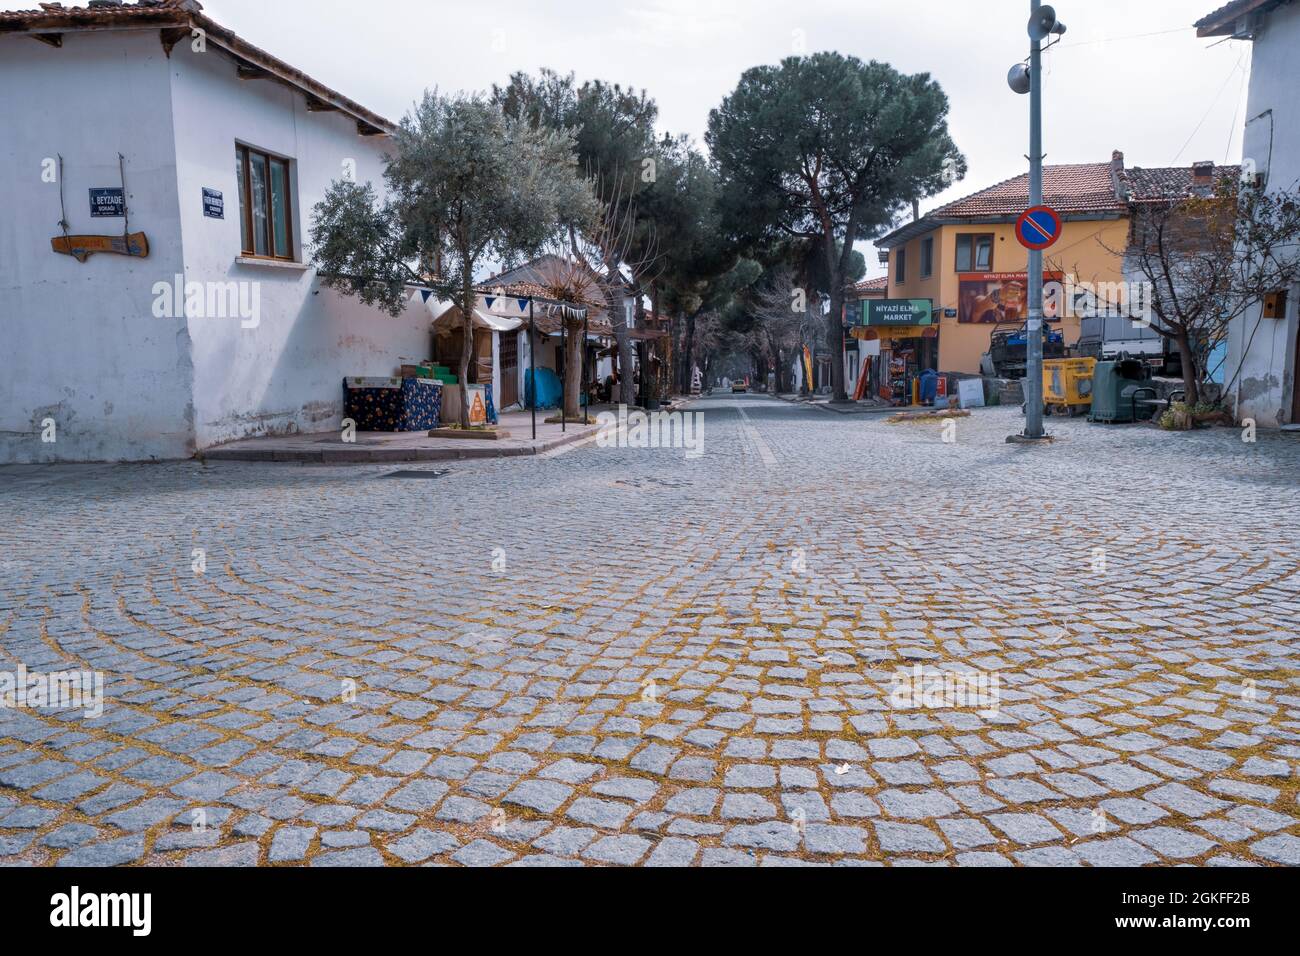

{"left": 202, "top": 187, "right": 224, "bottom": 219}
{"left": 863, "top": 298, "right": 933, "bottom": 327}
{"left": 89, "top": 187, "right": 125, "bottom": 218}
{"left": 52, "top": 154, "right": 148, "bottom": 262}
{"left": 50, "top": 232, "right": 149, "bottom": 262}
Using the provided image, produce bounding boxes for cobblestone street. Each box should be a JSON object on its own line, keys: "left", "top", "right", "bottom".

{"left": 1, "top": 394, "right": 1298, "bottom": 867}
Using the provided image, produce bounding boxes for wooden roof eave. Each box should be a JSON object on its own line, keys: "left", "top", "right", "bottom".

{"left": 1, "top": 10, "right": 396, "bottom": 137}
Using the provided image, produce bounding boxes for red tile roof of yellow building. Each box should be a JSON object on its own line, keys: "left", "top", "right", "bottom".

{"left": 853, "top": 277, "right": 888, "bottom": 296}
{"left": 927, "top": 163, "right": 1126, "bottom": 219}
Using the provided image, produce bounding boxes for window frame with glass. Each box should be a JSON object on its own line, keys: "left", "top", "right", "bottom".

{"left": 955, "top": 233, "right": 994, "bottom": 273}
{"left": 236, "top": 143, "right": 295, "bottom": 261}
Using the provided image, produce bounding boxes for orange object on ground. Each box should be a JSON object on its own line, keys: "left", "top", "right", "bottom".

{"left": 852, "top": 365, "right": 868, "bottom": 401}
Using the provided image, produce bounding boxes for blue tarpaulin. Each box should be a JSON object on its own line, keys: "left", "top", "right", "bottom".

{"left": 525, "top": 367, "right": 562, "bottom": 409}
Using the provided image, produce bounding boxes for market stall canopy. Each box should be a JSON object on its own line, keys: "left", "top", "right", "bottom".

{"left": 422, "top": 294, "right": 522, "bottom": 332}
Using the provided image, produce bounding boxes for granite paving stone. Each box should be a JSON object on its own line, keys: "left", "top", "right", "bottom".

{"left": 2, "top": 398, "right": 1297, "bottom": 868}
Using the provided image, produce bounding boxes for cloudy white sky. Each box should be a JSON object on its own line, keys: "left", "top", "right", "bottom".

{"left": 187, "top": 0, "right": 1250, "bottom": 274}
{"left": 23, "top": 0, "right": 1251, "bottom": 275}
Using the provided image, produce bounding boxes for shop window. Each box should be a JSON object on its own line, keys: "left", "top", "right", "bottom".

{"left": 921, "top": 237, "right": 934, "bottom": 278}
{"left": 236, "top": 144, "right": 295, "bottom": 260}
{"left": 956, "top": 233, "right": 993, "bottom": 273}
{"left": 895, "top": 248, "right": 906, "bottom": 284}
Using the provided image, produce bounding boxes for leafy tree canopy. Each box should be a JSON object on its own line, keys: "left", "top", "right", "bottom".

{"left": 707, "top": 51, "right": 964, "bottom": 398}
{"left": 707, "top": 52, "right": 965, "bottom": 252}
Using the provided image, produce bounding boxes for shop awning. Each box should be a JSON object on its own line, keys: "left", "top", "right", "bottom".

{"left": 423, "top": 296, "right": 522, "bottom": 332}
{"left": 853, "top": 325, "right": 934, "bottom": 343}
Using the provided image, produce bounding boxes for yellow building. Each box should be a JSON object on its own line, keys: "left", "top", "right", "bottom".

{"left": 872, "top": 155, "right": 1133, "bottom": 375}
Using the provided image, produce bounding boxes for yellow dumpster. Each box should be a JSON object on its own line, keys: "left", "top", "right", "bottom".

{"left": 1043, "top": 357, "right": 1096, "bottom": 416}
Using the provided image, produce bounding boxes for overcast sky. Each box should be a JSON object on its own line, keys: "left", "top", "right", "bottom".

{"left": 19, "top": 0, "right": 1253, "bottom": 276}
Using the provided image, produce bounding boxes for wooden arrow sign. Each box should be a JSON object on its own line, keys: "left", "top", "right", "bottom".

{"left": 51, "top": 232, "right": 149, "bottom": 262}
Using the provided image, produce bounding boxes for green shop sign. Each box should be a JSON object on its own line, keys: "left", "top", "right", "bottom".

{"left": 863, "top": 298, "right": 933, "bottom": 326}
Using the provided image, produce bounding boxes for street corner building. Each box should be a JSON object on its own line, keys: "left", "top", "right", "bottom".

{"left": 1197, "top": 0, "right": 1300, "bottom": 427}
{"left": 0, "top": 0, "right": 431, "bottom": 463}
{"left": 865, "top": 152, "right": 1247, "bottom": 391}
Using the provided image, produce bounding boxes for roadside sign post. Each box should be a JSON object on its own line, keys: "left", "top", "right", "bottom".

{"left": 1015, "top": 202, "right": 1062, "bottom": 437}
{"left": 1024, "top": 2, "right": 1045, "bottom": 440}
{"left": 1017, "top": 0, "right": 1060, "bottom": 442}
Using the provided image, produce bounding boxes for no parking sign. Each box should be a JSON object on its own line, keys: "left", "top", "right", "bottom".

{"left": 1015, "top": 205, "right": 1062, "bottom": 250}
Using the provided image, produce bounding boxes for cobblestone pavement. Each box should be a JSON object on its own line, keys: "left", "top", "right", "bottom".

{"left": 1, "top": 395, "right": 1298, "bottom": 867}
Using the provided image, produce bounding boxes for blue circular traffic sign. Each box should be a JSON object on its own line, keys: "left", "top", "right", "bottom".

{"left": 1016, "top": 205, "right": 1062, "bottom": 250}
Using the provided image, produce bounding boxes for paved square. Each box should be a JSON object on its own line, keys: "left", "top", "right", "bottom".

{"left": 1, "top": 396, "right": 1298, "bottom": 866}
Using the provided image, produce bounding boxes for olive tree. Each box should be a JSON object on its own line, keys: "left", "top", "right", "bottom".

{"left": 310, "top": 90, "right": 593, "bottom": 426}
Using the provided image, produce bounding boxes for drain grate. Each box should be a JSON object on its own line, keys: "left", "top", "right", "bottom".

{"left": 382, "top": 469, "right": 451, "bottom": 480}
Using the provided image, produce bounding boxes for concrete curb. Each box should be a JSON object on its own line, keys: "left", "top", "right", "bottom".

{"left": 807, "top": 400, "right": 898, "bottom": 416}
{"left": 197, "top": 424, "right": 600, "bottom": 464}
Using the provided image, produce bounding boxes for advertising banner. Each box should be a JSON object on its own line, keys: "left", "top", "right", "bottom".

{"left": 958, "top": 272, "right": 1064, "bottom": 324}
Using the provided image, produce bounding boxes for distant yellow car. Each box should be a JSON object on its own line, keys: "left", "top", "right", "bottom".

{"left": 731, "top": 379, "right": 748, "bottom": 393}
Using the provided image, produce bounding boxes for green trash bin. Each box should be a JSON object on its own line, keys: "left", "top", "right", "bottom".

{"left": 1089, "top": 358, "right": 1157, "bottom": 423}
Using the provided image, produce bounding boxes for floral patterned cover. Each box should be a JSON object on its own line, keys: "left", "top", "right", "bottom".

{"left": 343, "top": 377, "right": 442, "bottom": 431}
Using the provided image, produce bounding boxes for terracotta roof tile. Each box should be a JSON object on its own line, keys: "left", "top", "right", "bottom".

{"left": 0, "top": 1, "right": 395, "bottom": 133}
{"left": 1121, "top": 164, "right": 1241, "bottom": 202}
{"left": 928, "top": 163, "right": 1126, "bottom": 219}
{"left": 1195, "top": 0, "right": 1284, "bottom": 35}
{"left": 0, "top": 0, "right": 189, "bottom": 27}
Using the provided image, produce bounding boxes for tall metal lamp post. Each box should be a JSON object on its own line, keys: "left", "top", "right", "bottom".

{"left": 1008, "top": 1, "right": 1066, "bottom": 441}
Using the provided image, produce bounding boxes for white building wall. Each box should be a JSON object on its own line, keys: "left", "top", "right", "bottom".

{"left": 1, "top": 29, "right": 433, "bottom": 462}
{"left": 166, "top": 43, "right": 431, "bottom": 449}
{"left": 1225, "top": 1, "right": 1300, "bottom": 426}
{"left": 0, "top": 31, "right": 193, "bottom": 462}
